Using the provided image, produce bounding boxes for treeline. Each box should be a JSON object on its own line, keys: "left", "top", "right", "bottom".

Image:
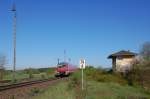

{"left": 126, "top": 42, "right": 150, "bottom": 90}
{"left": 23, "top": 67, "right": 56, "bottom": 74}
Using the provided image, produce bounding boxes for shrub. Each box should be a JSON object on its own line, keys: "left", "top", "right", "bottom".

{"left": 40, "top": 73, "right": 47, "bottom": 79}
{"left": 85, "top": 66, "right": 128, "bottom": 85}
{"left": 128, "top": 62, "right": 150, "bottom": 90}
{"left": 24, "top": 68, "right": 34, "bottom": 79}
{"left": 68, "top": 71, "right": 81, "bottom": 90}
{"left": 29, "top": 73, "right": 34, "bottom": 79}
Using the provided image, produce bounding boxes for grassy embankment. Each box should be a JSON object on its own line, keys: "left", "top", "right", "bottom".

{"left": 30, "top": 67, "right": 150, "bottom": 99}
{"left": 30, "top": 81, "right": 75, "bottom": 99}
{"left": 1, "top": 68, "right": 55, "bottom": 84}
{"left": 30, "top": 81, "right": 150, "bottom": 99}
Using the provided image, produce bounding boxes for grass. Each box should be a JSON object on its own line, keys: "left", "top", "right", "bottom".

{"left": 30, "top": 81, "right": 76, "bottom": 99}
{"left": 29, "top": 79, "right": 150, "bottom": 99}
{"left": 30, "top": 68, "right": 150, "bottom": 99}
{"left": 2, "top": 68, "right": 55, "bottom": 81}
{"left": 5, "top": 67, "right": 149, "bottom": 99}
{"left": 3, "top": 72, "right": 54, "bottom": 80}
{"left": 85, "top": 81, "right": 150, "bottom": 99}
{"left": 3, "top": 72, "right": 28, "bottom": 80}
{"left": 1, "top": 71, "right": 54, "bottom": 85}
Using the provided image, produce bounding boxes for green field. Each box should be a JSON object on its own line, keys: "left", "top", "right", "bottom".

{"left": 3, "top": 72, "right": 52, "bottom": 80}
{"left": 0, "top": 68, "right": 55, "bottom": 85}
{"left": 30, "top": 80, "right": 150, "bottom": 99}
{"left": 85, "top": 81, "right": 150, "bottom": 99}
{"left": 28, "top": 67, "right": 150, "bottom": 99}
{"left": 30, "top": 81, "right": 75, "bottom": 99}
{"left": 3, "top": 72, "right": 28, "bottom": 80}
{"left": 2, "top": 67, "right": 150, "bottom": 99}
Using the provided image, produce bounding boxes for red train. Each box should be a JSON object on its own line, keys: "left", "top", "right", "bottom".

{"left": 55, "top": 62, "right": 78, "bottom": 77}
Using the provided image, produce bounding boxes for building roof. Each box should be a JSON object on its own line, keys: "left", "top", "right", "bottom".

{"left": 108, "top": 50, "right": 137, "bottom": 59}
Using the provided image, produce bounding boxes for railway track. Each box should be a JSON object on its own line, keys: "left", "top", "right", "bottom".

{"left": 0, "top": 77, "right": 62, "bottom": 91}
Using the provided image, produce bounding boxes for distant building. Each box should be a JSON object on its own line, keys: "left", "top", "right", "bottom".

{"left": 108, "top": 50, "right": 137, "bottom": 72}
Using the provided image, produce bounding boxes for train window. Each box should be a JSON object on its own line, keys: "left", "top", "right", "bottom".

{"left": 58, "top": 65, "right": 66, "bottom": 68}
{"left": 57, "top": 62, "right": 68, "bottom": 68}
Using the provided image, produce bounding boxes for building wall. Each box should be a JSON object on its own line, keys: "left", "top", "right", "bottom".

{"left": 112, "top": 58, "right": 116, "bottom": 71}
{"left": 115, "top": 57, "right": 134, "bottom": 72}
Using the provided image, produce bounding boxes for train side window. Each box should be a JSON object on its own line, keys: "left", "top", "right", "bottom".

{"left": 58, "top": 65, "right": 66, "bottom": 68}
{"left": 58, "top": 62, "right": 68, "bottom": 67}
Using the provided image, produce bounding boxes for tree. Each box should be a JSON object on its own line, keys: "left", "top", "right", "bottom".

{"left": 24, "top": 68, "right": 34, "bottom": 79}
{"left": 140, "top": 42, "right": 150, "bottom": 62}
{"left": 139, "top": 42, "right": 150, "bottom": 87}
{"left": 129, "top": 42, "right": 150, "bottom": 88}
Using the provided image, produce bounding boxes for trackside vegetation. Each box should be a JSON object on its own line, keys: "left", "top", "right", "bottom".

{"left": 30, "top": 67, "right": 150, "bottom": 99}
{"left": 30, "top": 81, "right": 76, "bottom": 99}
{"left": 0, "top": 68, "right": 55, "bottom": 85}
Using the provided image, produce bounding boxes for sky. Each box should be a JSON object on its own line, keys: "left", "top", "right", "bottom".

{"left": 0, "top": 0, "right": 150, "bottom": 69}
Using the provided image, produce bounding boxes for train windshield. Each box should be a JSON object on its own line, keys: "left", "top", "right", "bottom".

{"left": 57, "top": 62, "right": 68, "bottom": 68}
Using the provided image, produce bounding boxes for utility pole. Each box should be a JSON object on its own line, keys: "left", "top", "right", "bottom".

{"left": 68, "top": 58, "right": 71, "bottom": 63}
{"left": 12, "top": 3, "right": 16, "bottom": 81}
{"left": 64, "top": 49, "right": 66, "bottom": 62}
{"left": 57, "top": 58, "right": 60, "bottom": 65}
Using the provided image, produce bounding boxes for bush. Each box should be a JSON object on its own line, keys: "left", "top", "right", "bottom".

{"left": 29, "top": 73, "right": 34, "bottom": 79}
{"left": 46, "top": 68, "right": 55, "bottom": 75}
{"left": 40, "top": 73, "right": 47, "bottom": 79}
{"left": 84, "top": 66, "right": 128, "bottom": 85}
{"left": 68, "top": 71, "right": 81, "bottom": 90}
{"left": 24, "top": 68, "right": 40, "bottom": 74}
{"left": 128, "top": 61, "right": 150, "bottom": 90}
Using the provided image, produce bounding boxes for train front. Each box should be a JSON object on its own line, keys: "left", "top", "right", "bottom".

{"left": 55, "top": 62, "right": 69, "bottom": 77}
{"left": 55, "top": 62, "right": 77, "bottom": 77}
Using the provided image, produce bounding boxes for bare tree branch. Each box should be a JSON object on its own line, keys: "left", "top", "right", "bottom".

{"left": 140, "top": 42, "right": 150, "bottom": 61}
